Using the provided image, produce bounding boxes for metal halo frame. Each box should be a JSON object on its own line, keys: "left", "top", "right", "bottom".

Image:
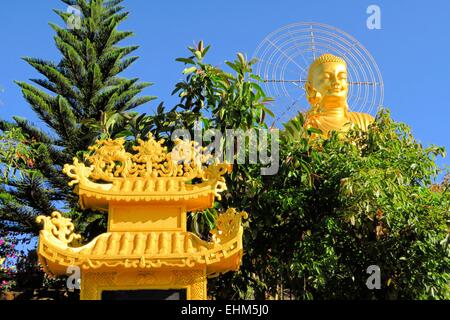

{"left": 252, "top": 22, "right": 384, "bottom": 125}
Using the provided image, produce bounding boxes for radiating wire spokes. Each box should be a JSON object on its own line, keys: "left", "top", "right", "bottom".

{"left": 253, "top": 22, "right": 384, "bottom": 125}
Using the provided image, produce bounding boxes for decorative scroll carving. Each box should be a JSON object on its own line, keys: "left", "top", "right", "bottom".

{"left": 211, "top": 208, "right": 248, "bottom": 244}
{"left": 37, "top": 136, "right": 244, "bottom": 301}
{"left": 36, "top": 211, "right": 81, "bottom": 245}
{"left": 87, "top": 138, "right": 134, "bottom": 180}
{"left": 63, "top": 158, "right": 94, "bottom": 187}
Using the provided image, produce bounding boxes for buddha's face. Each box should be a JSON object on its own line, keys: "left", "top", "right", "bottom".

{"left": 309, "top": 61, "right": 348, "bottom": 100}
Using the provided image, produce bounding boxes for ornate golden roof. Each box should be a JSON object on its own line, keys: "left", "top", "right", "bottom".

{"left": 62, "top": 136, "right": 229, "bottom": 211}
{"left": 37, "top": 209, "right": 246, "bottom": 277}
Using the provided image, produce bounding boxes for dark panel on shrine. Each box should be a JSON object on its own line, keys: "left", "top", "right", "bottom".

{"left": 101, "top": 289, "right": 187, "bottom": 300}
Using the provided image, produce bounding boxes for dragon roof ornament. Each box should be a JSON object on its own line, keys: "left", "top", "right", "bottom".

{"left": 62, "top": 135, "right": 230, "bottom": 208}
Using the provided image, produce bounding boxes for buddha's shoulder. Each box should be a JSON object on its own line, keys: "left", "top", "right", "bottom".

{"left": 347, "top": 111, "right": 374, "bottom": 129}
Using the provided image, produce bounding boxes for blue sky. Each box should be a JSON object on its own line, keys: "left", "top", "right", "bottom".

{"left": 0, "top": 0, "right": 449, "bottom": 171}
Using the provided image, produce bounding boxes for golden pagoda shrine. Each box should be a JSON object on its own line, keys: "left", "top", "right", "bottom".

{"left": 36, "top": 135, "right": 246, "bottom": 300}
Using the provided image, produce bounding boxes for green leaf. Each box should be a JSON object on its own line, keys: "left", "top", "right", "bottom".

{"left": 176, "top": 57, "right": 195, "bottom": 65}
{"left": 182, "top": 66, "right": 197, "bottom": 75}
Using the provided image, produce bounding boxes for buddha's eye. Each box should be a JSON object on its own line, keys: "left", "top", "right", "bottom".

{"left": 338, "top": 73, "right": 347, "bottom": 80}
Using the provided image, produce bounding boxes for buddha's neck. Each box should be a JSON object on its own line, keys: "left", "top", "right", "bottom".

{"left": 319, "top": 97, "right": 348, "bottom": 119}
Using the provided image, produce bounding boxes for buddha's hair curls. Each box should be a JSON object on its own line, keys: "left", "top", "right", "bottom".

{"left": 307, "top": 53, "right": 347, "bottom": 83}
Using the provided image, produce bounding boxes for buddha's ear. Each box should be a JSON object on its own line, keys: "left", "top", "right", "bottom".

{"left": 305, "top": 82, "right": 321, "bottom": 107}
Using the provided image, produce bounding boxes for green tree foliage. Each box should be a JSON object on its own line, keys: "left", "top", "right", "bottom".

{"left": 0, "top": 0, "right": 155, "bottom": 240}
{"left": 210, "top": 110, "right": 450, "bottom": 300}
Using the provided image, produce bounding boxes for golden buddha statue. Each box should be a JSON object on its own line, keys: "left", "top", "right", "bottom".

{"left": 303, "top": 53, "right": 374, "bottom": 136}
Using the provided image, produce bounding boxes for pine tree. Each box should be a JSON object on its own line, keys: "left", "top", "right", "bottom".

{"left": 0, "top": 0, "right": 155, "bottom": 241}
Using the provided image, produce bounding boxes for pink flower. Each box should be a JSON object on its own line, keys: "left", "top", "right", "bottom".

{"left": 0, "top": 239, "right": 4, "bottom": 246}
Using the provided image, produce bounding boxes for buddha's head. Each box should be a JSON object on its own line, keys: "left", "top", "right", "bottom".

{"left": 305, "top": 53, "right": 349, "bottom": 108}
